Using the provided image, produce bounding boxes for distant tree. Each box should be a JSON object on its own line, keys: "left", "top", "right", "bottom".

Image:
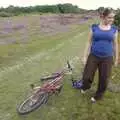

{"left": 114, "top": 9, "right": 120, "bottom": 31}
{"left": 57, "top": 4, "right": 64, "bottom": 13}
{"left": 0, "top": 11, "right": 13, "bottom": 17}
{"left": 0, "top": 4, "right": 87, "bottom": 17}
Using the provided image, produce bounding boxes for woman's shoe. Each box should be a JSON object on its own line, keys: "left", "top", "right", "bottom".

{"left": 80, "top": 89, "right": 86, "bottom": 94}
{"left": 91, "top": 97, "right": 96, "bottom": 103}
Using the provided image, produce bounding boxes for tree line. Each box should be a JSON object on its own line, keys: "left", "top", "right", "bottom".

{"left": 0, "top": 3, "right": 86, "bottom": 17}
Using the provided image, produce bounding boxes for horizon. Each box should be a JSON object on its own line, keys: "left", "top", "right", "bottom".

{"left": 0, "top": 0, "right": 120, "bottom": 10}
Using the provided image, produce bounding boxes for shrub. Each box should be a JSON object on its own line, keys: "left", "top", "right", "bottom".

{"left": 0, "top": 11, "right": 13, "bottom": 17}
{"left": 114, "top": 10, "right": 120, "bottom": 32}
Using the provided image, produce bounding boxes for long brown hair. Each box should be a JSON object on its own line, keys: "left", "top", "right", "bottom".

{"left": 99, "top": 7, "right": 115, "bottom": 18}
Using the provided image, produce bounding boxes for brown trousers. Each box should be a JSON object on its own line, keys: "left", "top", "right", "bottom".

{"left": 81, "top": 53, "right": 113, "bottom": 100}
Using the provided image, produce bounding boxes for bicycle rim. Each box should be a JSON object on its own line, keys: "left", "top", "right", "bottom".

{"left": 17, "top": 92, "right": 49, "bottom": 115}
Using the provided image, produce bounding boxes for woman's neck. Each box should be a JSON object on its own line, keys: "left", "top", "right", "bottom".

{"left": 98, "top": 22, "right": 111, "bottom": 30}
{"left": 100, "top": 21, "right": 110, "bottom": 26}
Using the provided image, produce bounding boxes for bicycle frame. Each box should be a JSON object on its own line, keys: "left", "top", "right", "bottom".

{"left": 40, "top": 75, "right": 63, "bottom": 93}
{"left": 32, "top": 61, "right": 73, "bottom": 95}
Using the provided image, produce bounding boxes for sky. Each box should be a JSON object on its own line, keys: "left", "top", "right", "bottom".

{"left": 0, "top": 0, "right": 120, "bottom": 10}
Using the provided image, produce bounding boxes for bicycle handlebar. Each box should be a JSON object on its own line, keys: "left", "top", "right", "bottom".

{"left": 40, "top": 60, "right": 73, "bottom": 82}
{"left": 67, "top": 60, "right": 72, "bottom": 71}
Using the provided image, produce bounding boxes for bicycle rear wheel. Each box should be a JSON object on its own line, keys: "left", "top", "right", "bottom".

{"left": 17, "top": 91, "right": 49, "bottom": 115}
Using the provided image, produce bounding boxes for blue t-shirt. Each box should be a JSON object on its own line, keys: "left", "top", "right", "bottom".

{"left": 90, "top": 24, "right": 118, "bottom": 58}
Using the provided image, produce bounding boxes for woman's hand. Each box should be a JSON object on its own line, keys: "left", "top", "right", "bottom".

{"left": 82, "top": 56, "right": 87, "bottom": 65}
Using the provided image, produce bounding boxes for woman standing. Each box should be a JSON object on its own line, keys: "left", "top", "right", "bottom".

{"left": 81, "top": 8, "right": 119, "bottom": 102}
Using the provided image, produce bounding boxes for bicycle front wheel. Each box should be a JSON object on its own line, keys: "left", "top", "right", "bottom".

{"left": 17, "top": 91, "right": 49, "bottom": 115}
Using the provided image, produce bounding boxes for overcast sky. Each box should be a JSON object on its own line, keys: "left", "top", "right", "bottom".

{"left": 0, "top": 0, "right": 120, "bottom": 10}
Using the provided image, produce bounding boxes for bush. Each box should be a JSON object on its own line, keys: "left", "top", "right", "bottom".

{"left": 114, "top": 10, "right": 120, "bottom": 32}
{"left": 0, "top": 4, "right": 86, "bottom": 17}
{"left": 0, "top": 11, "right": 13, "bottom": 17}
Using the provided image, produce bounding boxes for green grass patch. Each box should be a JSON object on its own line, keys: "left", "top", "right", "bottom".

{"left": 0, "top": 16, "right": 120, "bottom": 120}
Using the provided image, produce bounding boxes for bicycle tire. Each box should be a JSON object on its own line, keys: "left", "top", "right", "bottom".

{"left": 17, "top": 91, "right": 49, "bottom": 115}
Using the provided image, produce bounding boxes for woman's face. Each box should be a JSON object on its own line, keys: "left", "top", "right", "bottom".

{"left": 103, "top": 12, "right": 115, "bottom": 25}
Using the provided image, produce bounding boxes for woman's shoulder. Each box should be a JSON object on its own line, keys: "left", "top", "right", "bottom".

{"left": 111, "top": 25, "right": 118, "bottom": 29}
{"left": 91, "top": 24, "right": 98, "bottom": 32}
{"left": 91, "top": 24, "right": 98, "bottom": 28}
{"left": 111, "top": 25, "right": 118, "bottom": 33}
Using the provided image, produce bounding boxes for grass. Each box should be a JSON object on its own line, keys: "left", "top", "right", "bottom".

{"left": 0, "top": 20, "right": 90, "bottom": 68}
{"left": 0, "top": 15, "right": 120, "bottom": 120}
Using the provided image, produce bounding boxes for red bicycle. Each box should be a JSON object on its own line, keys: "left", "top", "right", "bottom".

{"left": 17, "top": 61, "right": 73, "bottom": 115}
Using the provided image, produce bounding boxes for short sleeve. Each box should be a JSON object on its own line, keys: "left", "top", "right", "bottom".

{"left": 91, "top": 24, "right": 97, "bottom": 32}
{"left": 112, "top": 25, "right": 118, "bottom": 33}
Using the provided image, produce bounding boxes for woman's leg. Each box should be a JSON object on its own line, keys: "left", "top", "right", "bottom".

{"left": 94, "top": 56, "right": 113, "bottom": 100}
{"left": 81, "top": 53, "right": 99, "bottom": 90}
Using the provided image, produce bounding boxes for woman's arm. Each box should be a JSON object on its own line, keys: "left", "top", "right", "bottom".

{"left": 113, "top": 30, "right": 119, "bottom": 66}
